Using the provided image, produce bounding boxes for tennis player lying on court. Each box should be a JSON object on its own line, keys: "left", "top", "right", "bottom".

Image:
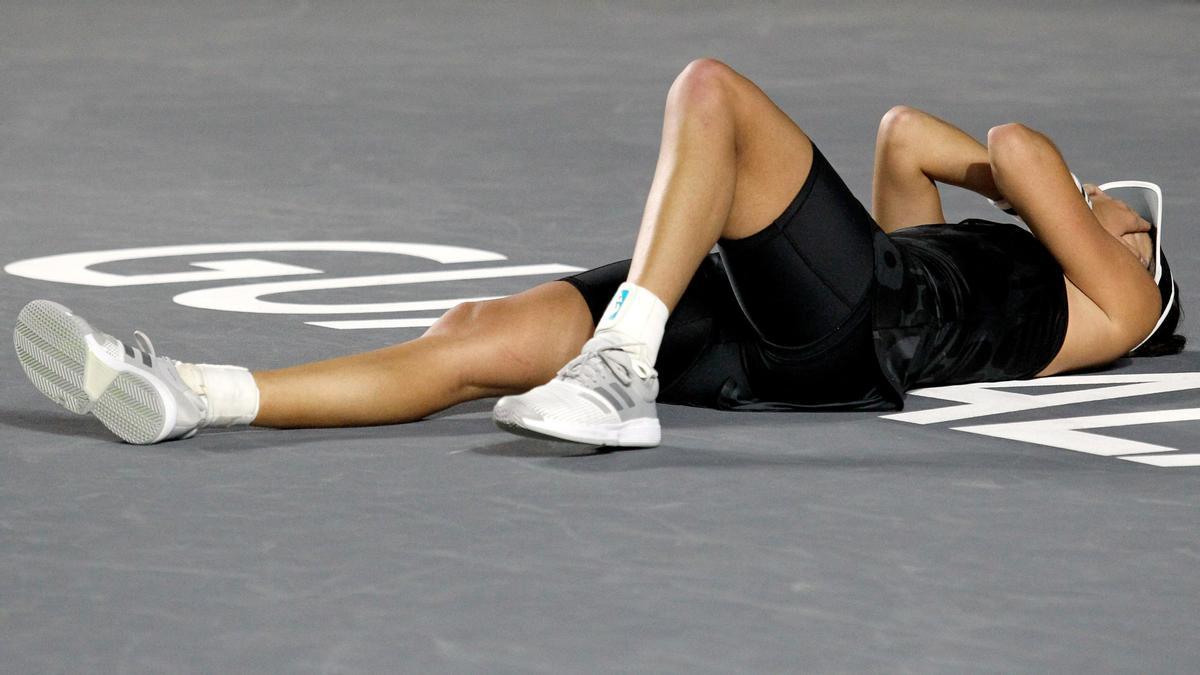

{"left": 15, "top": 59, "right": 1183, "bottom": 446}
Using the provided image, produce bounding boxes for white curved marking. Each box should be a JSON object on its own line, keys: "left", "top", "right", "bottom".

{"left": 3, "top": 241, "right": 508, "bottom": 287}
{"left": 307, "top": 317, "right": 458, "bottom": 330}
{"left": 172, "top": 264, "right": 583, "bottom": 314}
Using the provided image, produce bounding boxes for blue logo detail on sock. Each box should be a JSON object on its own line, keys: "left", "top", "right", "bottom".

{"left": 607, "top": 289, "right": 629, "bottom": 320}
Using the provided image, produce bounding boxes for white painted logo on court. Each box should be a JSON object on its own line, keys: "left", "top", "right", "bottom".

{"left": 5, "top": 241, "right": 584, "bottom": 330}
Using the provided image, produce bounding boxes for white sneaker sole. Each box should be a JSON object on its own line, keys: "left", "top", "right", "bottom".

{"left": 14, "top": 300, "right": 178, "bottom": 444}
{"left": 494, "top": 406, "right": 661, "bottom": 448}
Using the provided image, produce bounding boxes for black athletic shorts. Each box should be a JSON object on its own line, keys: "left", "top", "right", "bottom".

{"left": 560, "top": 144, "right": 893, "bottom": 411}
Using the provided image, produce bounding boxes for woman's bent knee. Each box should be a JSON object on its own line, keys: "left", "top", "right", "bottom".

{"left": 877, "top": 105, "right": 924, "bottom": 149}
{"left": 425, "top": 300, "right": 491, "bottom": 339}
{"left": 423, "top": 284, "right": 594, "bottom": 392}
{"left": 669, "top": 58, "right": 738, "bottom": 110}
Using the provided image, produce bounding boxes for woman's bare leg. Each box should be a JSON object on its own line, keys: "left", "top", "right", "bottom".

{"left": 628, "top": 58, "right": 817, "bottom": 309}
{"left": 251, "top": 281, "right": 594, "bottom": 428}
{"left": 489, "top": 60, "right": 828, "bottom": 447}
{"left": 245, "top": 59, "right": 811, "bottom": 431}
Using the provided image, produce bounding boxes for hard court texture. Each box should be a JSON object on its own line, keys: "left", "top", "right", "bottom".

{"left": 2, "top": 1, "right": 1200, "bottom": 672}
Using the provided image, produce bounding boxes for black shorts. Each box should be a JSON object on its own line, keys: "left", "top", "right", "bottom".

{"left": 560, "top": 144, "right": 893, "bottom": 411}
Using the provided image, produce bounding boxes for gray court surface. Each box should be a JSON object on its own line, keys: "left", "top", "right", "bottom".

{"left": 3, "top": 1, "right": 1200, "bottom": 672}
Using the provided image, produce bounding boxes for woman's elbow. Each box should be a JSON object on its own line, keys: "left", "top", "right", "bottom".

{"left": 1123, "top": 290, "right": 1166, "bottom": 352}
{"left": 987, "top": 122, "right": 1032, "bottom": 146}
{"left": 986, "top": 123, "right": 1059, "bottom": 173}
{"left": 1103, "top": 284, "right": 1164, "bottom": 357}
{"left": 987, "top": 123, "right": 1036, "bottom": 158}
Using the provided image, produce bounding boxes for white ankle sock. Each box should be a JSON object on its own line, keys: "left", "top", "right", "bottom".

{"left": 595, "top": 282, "right": 669, "bottom": 366}
{"left": 176, "top": 363, "right": 260, "bottom": 427}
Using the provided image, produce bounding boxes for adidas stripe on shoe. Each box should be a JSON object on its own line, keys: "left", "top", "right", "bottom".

{"left": 492, "top": 331, "right": 661, "bottom": 447}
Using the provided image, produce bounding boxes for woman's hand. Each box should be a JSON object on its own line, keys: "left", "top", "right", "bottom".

{"left": 1085, "top": 184, "right": 1153, "bottom": 270}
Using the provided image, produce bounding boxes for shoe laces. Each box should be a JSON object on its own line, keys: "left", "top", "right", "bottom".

{"left": 559, "top": 341, "right": 653, "bottom": 387}
{"left": 132, "top": 330, "right": 157, "bottom": 357}
{"left": 132, "top": 330, "right": 181, "bottom": 369}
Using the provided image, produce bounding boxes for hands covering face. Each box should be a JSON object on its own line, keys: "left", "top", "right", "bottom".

{"left": 1085, "top": 183, "right": 1153, "bottom": 271}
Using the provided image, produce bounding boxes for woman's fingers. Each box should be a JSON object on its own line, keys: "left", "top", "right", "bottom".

{"left": 1086, "top": 186, "right": 1151, "bottom": 233}
{"left": 1121, "top": 232, "right": 1153, "bottom": 269}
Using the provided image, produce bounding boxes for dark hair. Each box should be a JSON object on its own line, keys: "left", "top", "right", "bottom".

{"left": 1131, "top": 281, "right": 1186, "bottom": 357}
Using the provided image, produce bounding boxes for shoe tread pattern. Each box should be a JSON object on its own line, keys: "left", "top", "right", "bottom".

{"left": 14, "top": 300, "right": 91, "bottom": 415}
{"left": 14, "top": 300, "right": 165, "bottom": 444}
{"left": 92, "top": 373, "right": 164, "bottom": 444}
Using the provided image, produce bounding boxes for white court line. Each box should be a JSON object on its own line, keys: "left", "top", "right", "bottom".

{"left": 310, "top": 317, "right": 463, "bottom": 329}
{"left": 1120, "top": 454, "right": 1200, "bottom": 468}
{"left": 953, "top": 407, "right": 1200, "bottom": 457}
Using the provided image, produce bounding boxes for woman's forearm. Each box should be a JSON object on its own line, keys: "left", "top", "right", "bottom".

{"left": 904, "top": 108, "right": 1001, "bottom": 200}
{"left": 988, "top": 122, "right": 1160, "bottom": 348}
{"left": 872, "top": 105, "right": 1001, "bottom": 229}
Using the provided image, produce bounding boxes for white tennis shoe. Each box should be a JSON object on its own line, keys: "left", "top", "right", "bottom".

{"left": 14, "top": 300, "right": 208, "bottom": 444}
{"left": 493, "top": 332, "right": 661, "bottom": 447}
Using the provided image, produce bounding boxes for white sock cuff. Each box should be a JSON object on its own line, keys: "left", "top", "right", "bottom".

{"left": 595, "top": 282, "right": 670, "bottom": 365}
{"left": 177, "top": 363, "right": 260, "bottom": 427}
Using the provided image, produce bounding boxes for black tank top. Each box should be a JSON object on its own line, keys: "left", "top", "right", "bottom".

{"left": 870, "top": 219, "right": 1070, "bottom": 406}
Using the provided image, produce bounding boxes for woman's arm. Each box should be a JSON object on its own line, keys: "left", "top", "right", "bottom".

{"left": 872, "top": 106, "right": 1001, "bottom": 232}
{"left": 987, "top": 123, "right": 1161, "bottom": 360}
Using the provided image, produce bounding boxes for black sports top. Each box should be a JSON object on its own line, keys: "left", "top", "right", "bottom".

{"left": 870, "top": 218, "right": 1070, "bottom": 406}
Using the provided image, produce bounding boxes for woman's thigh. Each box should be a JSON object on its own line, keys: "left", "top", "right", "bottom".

{"left": 689, "top": 59, "right": 818, "bottom": 241}
{"left": 718, "top": 143, "right": 878, "bottom": 348}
